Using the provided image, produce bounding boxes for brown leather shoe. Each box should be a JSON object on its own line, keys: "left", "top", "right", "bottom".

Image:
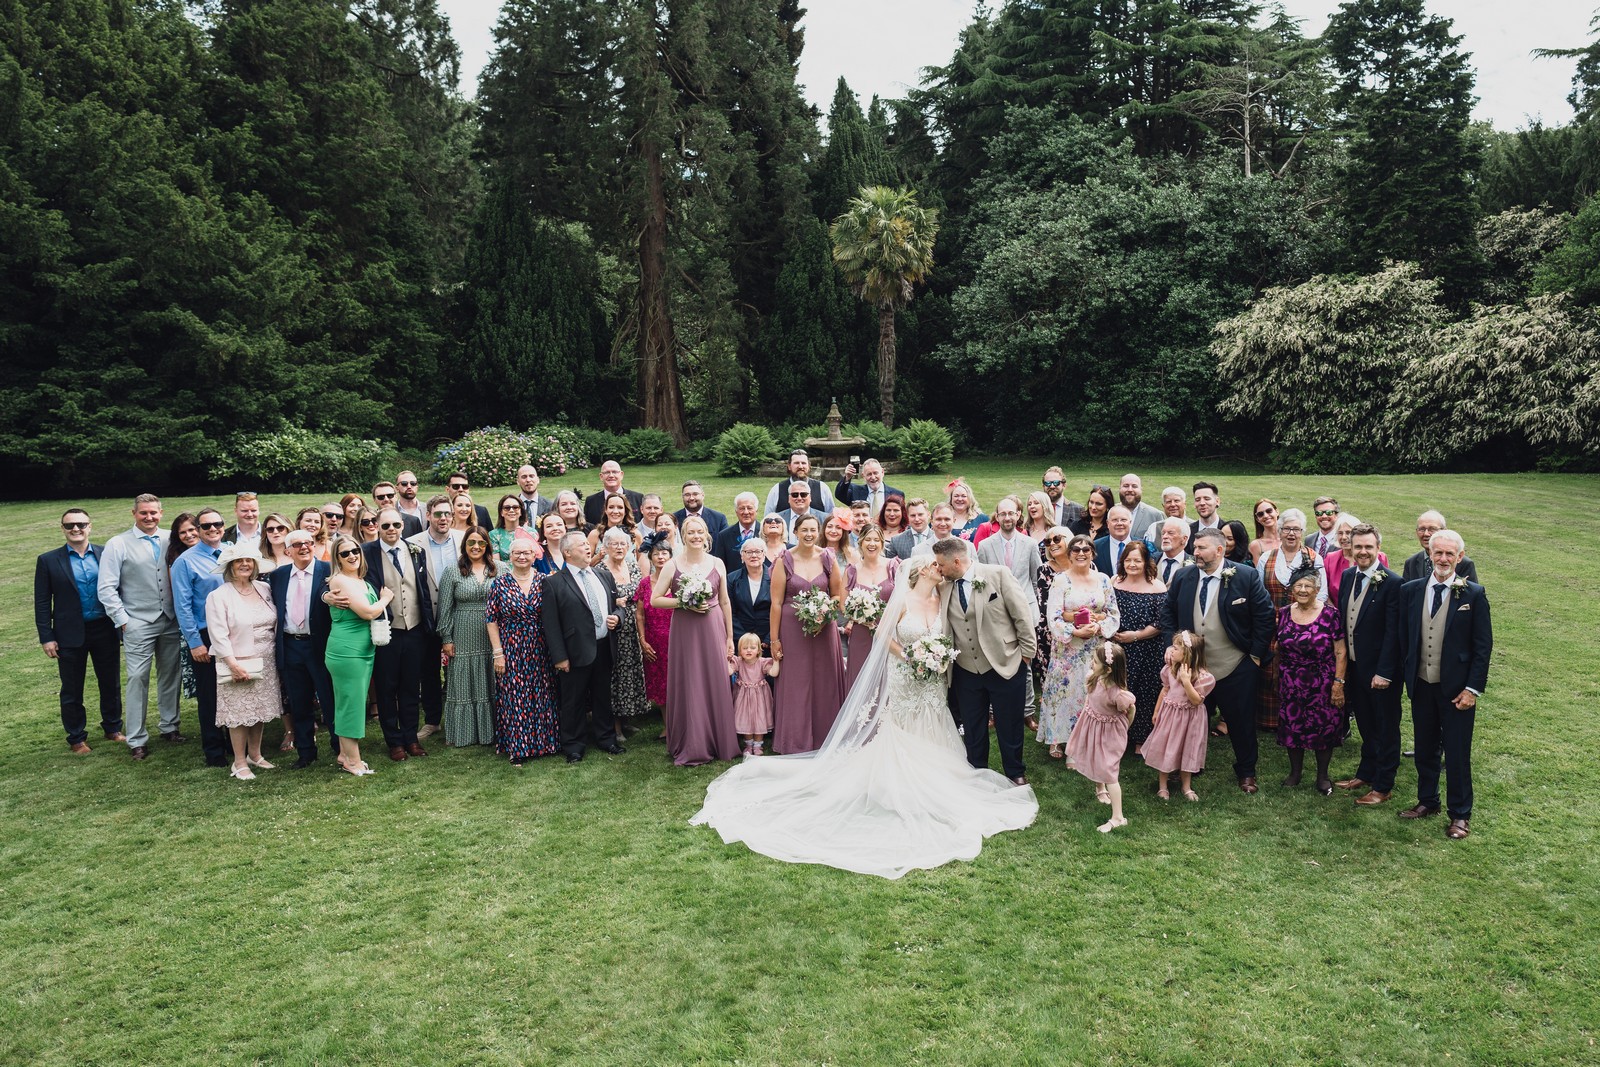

{"left": 1399, "top": 802, "right": 1441, "bottom": 819}
{"left": 1445, "top": 818, "right": 1471, "bottom": 839}
{"left": 1354, "top": 790, "right": 1390, "bottom": 806}
{"left": 1334, "top": 777, "right": 1368, "bottom": 791}
{"left": 388, "top": 745, "right": 409, "bottom": 762}
{"left": 1239, "top": 777, "right": 1259, "bottom": 794}
{"left": 69, "top": 741, "right": 92, "bottom": 755}
{"left": 160, "top": 731, "right": 188, "bottom": 744}
{"left": 104, "top": 730, "right": 127, "bottom": 742}
{"left": 406, "top": 743, "right": 428, "bottom": 757}
{"left": 1010, "top": 776, "right": 1028, "bottom": 787}
{"left": 130, "top": 745, "right": 150, "bottom": 761}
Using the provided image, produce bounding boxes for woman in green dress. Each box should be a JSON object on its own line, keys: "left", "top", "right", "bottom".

{"left": 439, "top": 526, "right": 498, "bottom": 746}
{"left": 489, "top": 494, "right": 524, "bottom": 563}
{"left": 326, "top": 535, "right": 393, "bottom": 776}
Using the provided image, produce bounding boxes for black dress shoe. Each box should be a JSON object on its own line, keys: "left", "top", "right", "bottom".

{"left": 205, "top": 756, "right": 229, "bottom": 768}
{"left": 130, "top": 745, "right": 150, "bottom": 761}
{"left": 599, "top": 743, "right": 626, "bottom": 755}
{"left": 161, "top": 731, "right": 188, "bottom": 744}
{"left": 565, "top": 752, "right": 584, "bottom": 764}
{"left": 292, "top": 756, "right": 317, "bottom": 769}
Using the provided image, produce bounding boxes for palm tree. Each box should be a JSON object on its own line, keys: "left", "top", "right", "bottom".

{"left": 829, "top": 186, "right": 939, "bottom": 428}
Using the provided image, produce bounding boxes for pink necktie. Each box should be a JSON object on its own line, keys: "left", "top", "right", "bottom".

{"left": 290, "top": 568, "right": 309, "bottom": 630}
{"left": 1004, "top": 537, "right": 1013, "bottom": 567}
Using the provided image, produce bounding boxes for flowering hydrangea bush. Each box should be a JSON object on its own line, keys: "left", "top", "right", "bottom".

{"left": 431, "top": 426, "right": 574, "bottom": 486}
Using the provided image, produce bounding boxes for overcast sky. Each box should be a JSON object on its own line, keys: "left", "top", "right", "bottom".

{"left": 439, "top": 1, "right": 1596, "bottom": 132}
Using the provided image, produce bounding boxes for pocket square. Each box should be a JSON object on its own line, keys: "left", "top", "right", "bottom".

{"left": 987, "top": 592, "right": 998, "bottom": 601}
{"left": 1456, "top": 604, "right": 1471, "bottom": 611}
{"left": 1231, "top": 597, "right": 1246, "bottom": 606}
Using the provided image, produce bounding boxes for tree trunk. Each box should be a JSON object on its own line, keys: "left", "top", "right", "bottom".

{"left": 635, "top": 145, "right": 687, "bottom": 446}
{"left": 877, "top": 304, "right": 896, "bottom": 429}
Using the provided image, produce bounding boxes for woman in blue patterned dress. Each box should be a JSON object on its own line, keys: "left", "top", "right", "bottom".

{"left": 1275, "top": 565, "right": 1346, "bottom": 796}
{"left": 485, "top": 532, "right": 559, "bottom": 765}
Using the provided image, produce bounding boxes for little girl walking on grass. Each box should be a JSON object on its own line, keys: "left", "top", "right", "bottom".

{"left": 731, "top": 633, "right": 779, "bottom": 757}
{"left": 1066, "top": 643, "right": 1136, "bottom": 833}
{"left": 1143, "top": 631, "right": 1216, "bottom": 802}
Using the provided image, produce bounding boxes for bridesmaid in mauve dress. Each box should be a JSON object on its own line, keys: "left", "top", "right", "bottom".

{"left": 770, "top": 515, "right": 846, "bottom": 754}
{"left": 653, "top": 517, "right": 739, "bottom": 766}
{"left": 843, "top": 524, "right": 896, "bottom": 694}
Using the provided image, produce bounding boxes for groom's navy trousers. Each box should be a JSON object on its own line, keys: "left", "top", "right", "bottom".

{"left": 952, "top": 664, "right": 1026, "bottom": 780}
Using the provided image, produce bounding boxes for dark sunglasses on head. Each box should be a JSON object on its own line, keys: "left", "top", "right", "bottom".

{"left": 198, "top": 521, "right": 225, "bottom": 530}
{"left": 62, "top": 521, "right": 89, "bottom": 530}
{"left": 337, "top": 548, "right": 362, "bottom": 559}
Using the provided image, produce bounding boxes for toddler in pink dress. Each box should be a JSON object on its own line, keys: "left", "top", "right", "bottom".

{"left": 732, "top": 633, "right": 780, "bottom": 756}
{"left": 1143, "top": 631, "right": 1217, "bottom": 802}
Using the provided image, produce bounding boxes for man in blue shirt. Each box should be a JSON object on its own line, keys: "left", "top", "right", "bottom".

{"left": 172, "top": 507, "right": 229, "bottom": 766}
{"left": 35, "top": 508, "right": 124, "bottom": 753}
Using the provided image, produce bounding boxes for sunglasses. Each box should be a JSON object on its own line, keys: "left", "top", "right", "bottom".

{"left": 1042, "top": 480, "right": 1063, "bottom": 488}
{"left": 1255, "top": 509, "right": 1273, "bottom": 518}
{"left": 503, "top": 503, "right": 522, "bottom": 510}
{"left": 323, "top": 512, "right": 342, "bottom": 521}
{"left": 375, "top": 492, "right": 395, "bottom": 501}
{"left": 337, "top": 548, "right": 362, "bottom": 559}
{"left": 379, "top": 522, "right": 404, "bottom": 531}
{"left": 464, "top": 540, "right": 488, "bottom": 548}
{"left": 432, "top": 511, "right": 452, "bottom": 518}
{"left": 264, "top": 525, "right": 288, "bottom": 534}
{"left": 789, "top": 492, "right": 809, "bottom": 497}
{"left": 1069, "top": 546, "right": 1093, "bottom": 555}
{"left": 359, "top": 518, "right": 378, "bottom": 526}
{"left": 449, "top": 483, "right": 468, "bottom": 491}
{"left": 198, "top": 521, "right": 225, "bottom": 530}
{"left": 62, "top": 521, "right": 89, "bottom": 530}
{"left": 1045, "top": 535, "right": 1066, "bottom": 545}
{"left": 397, "top": 480, "right": 418, "bottom": 487}
{"left": 1314, "top": 509, "right": 1337, "bottom": 517}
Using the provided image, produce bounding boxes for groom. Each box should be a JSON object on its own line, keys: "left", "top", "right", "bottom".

{"left": 934, "top": 538, "right": 1038, "bottom": 786}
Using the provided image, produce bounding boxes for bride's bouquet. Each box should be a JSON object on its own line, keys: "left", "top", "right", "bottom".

{"left": 842, "top": 587, "right": 886, "bottom": 629}
{"left": 901, "top": 633, "right": 957, "bottom": 683}
{"left": 792, "top": 588, "right": 840, "bottom": 636}
{"left": 676, "top": 571, "right": 713, "bottom": 612}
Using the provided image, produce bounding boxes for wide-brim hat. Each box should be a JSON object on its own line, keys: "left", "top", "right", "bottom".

{"left": 216, "top": 543, "right": 262, "bottom": 574}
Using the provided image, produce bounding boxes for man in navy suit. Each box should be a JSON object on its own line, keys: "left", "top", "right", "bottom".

{"left": 673, "top": 479, "right": 728, "bottom": 539}
{"left": 1400, "top": 509, "right": 1479, "bottom": 582}
{"left": 364, "top": 508, "right": 435, "bottom": 761}
{"left": 1396, "top": 530, "right": 1492, "bottom": 840}
{"left": 269, "top": 530, "right": 336, "bottom": 768}
{"left": 35, "top": 508, "right": 124, "bottom": 753}
{"left": 1332, "top": 524, "right": 1405, "bottom": 806}
{"left": 1093, "top": 506, "right": 1137, "bottom": 577}
{"left": 835, "top": 458, "right": 899, "bottom": 519}
{"left": 713, "top": 492, "right": 762, "bottom": 573}
{"left": 1160, "top": 527, "right": 1275, "bottom": 792}
{"left": 542, "top": 533, "right": 624, "bottom": 762}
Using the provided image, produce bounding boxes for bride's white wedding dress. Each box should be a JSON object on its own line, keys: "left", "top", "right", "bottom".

{"left": 691, "top": 606, "right": 1039, "bottom": 879}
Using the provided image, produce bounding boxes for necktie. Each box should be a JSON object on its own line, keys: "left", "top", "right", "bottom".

{"left": 1430, "top": 582, "right": 1445, "bottom": 617}
{"left": 579, "top": 569, "right": 605, "bottom": 635}
{"left": 1199, "top": 575, "right": 1213, "bottom": 615}
{"left": 1004, "top": 537, "right": 1013, "bottom": 567}
{"left": 290, "top": 568, "right": 308, "bottom": 630}
{"left": 1162, "top": 559, "right": 1174, "bottom": 583}
{"left": 142, "top": 534, "right": 160, "bottom": 560}
{"left": 957, "top": 577, "right": 968, "bottom": 612}
{"left": 389, "top": 547, "right": 402, "bottom": 575}
{"left": 1114, "top": 541, "right": 1126, "bottom": 571}
{"left": 1351, "top": 571, "right": 1366, "bottom": 601}
{"left": 738, "top": 526, "right": 753, "bottom": 544}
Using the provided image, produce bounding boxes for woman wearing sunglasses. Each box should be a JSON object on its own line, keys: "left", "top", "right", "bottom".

{"left": 1039, "top": 533, "right": 1119, "bottom": 763}
{"left": 256, "top": 513, "right": 294, "bottom": 574}
{"left": 325, "top": 534, "right": 393, "bottom": 776}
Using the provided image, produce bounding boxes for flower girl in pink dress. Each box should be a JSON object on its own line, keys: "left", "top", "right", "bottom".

{"left": 732, "top": 633, "right": 780, "bottom": 757}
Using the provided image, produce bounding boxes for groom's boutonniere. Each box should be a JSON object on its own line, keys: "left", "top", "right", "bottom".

{"left": 970, "top": 576, "right": 988, "bottom": 594}
{"left": 1449, "top": 575, "right": 1468, "bottom": 599}
{"left": 1221, "top": 566, "right": 1238, "bottom": 586}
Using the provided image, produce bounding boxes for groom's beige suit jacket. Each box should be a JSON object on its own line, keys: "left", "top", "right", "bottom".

{"left": 939, "top": 562, "right": 1038, "bottom": 681}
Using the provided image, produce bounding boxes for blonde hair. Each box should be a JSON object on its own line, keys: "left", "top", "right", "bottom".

{"left": 737, "top": 633, "right": 763, "bottom": 654}
{"left": 1171, "top": 630, "right": 1207, "bottom": 671}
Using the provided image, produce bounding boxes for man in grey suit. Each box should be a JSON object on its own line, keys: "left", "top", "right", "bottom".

{"left": 1401, "top": 510, "right": 1479, "bottom": 582}
{"left": 406, "top": 494, "right": 462, "bottom": 737}
{"left": 975, "top": 496, "right": 1039, "bottom": 726}
{"left": 1153, "top": 518, "right": 1195, "bottom": 585}
{"left": 97, "top": 493, "right": 185, "bottom": 760}
{"left": 1119, "top": 474, "right": 1165, "bottom": 544}
{"left": 887, "top": 498, "right": 934, "bottom": 559}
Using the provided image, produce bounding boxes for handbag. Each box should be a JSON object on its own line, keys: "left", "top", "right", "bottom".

{"left": 370, "top": 615, "right": 392, "bottom": 647}
{"left": 218, "top": 657, "right": 265, "bottom": 683}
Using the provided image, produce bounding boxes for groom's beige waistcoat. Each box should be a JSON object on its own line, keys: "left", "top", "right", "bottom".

{"left": 940, "top": 562, "right": 1039, "bottom": 680}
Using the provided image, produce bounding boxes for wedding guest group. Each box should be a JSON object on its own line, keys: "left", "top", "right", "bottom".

{"left": 34, "top": 463, "right": 1494, "bottom": 840}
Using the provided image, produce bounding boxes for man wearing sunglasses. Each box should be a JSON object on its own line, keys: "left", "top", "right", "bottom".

{"left": 1308, "top": 496, "right": 1341, "bottom": 556}
{"left": 171, "top": 507, "right": 231, "bottom": 767}
{"left": 1041, "top": 467, "right": 1084, "bottom": 527}
{"left": 36, "top": 508, "right": 125, "bottom": 753}
{"left": 371, "top": 482, "right": 422, "bottom": 538}
{"left": 365, "top": 507, "right": 435, "bottom": 759}
{"left": 407, "top": 494, "right": 462, "bottom": 737}
{"left": 393, "top": 471, "right": 427, "bottom": 527}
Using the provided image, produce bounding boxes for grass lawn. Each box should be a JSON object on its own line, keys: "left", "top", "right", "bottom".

{"left": 2, "top": 460, "right": 1597, "bottom": 1065}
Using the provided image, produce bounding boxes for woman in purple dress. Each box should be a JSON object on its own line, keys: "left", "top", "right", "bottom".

{"left": 843, "top": 523, "right": 896, "bottom": 693}
{"left": 485, "top": 532, "right": 560, "bottom": 765}
{"left": 651, "top": 516, "right": 739, "bottom": 766}
{"left": 637, "top": 538, "right": 674, "bottom": 712}
{"left": 769, "top": 514, "right": 846, "bottom": 754}
{"left": 1276, "top": 565, "right": 1347, "bottom": 795}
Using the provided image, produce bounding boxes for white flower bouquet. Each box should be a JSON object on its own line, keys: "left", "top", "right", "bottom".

{"left": 677, "top": 571, "right": 713, "bottom": 612}
{"left": 842, "top": 586, "right": 886, "bottom": 628}
{"left": 792, "top": 588, "right": 839, "bottom": 636}
{"left": 902, "top": 633, "right": 956, "bottom": 683}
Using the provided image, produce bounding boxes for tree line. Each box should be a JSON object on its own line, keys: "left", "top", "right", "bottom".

{"left": 3, "top": 0, "right": 1599, "bottom": 490}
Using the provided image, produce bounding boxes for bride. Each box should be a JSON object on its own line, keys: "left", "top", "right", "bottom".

{"left": 691, "top": 550, "right": 1038, "bottom": 879}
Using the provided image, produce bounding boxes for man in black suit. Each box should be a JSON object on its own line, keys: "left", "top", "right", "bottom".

{"left": 269, "top": 530, "right": 337, "bottom": 768}
{"left": 35, "top": 507, "right": 124, "bottom": 753}
{"left": 1092, "top": 506, "right": 1136, "bottom": 577}
{"left": 673, "top": 479, "right": 728, "bottom": 539}
{"left": 1396, "top": 529, "right": 1492, "bottom": 840}
{"left": 727, "top": 539, "right": 773, "bottom": 648}
{"left": 713, "top": 492, "right": 762, "bottom": 573}
{"left": 583, "top": 460, "right": 645, "bottom": 526}
{"left": 1160, "top": 527, "right": 1275, "bottom": 793}
{"left": 1332, "top": 524, "right": 1405, "bottom": 806}
{"left": 1187, "top": 481, "right": 1224, "bottom": 552}
{"left": 445, "top": 471, "right": 494, "bottom": 529}
{"left": 835, "top": 458, "right": 899, "bottom": 518}
{"left": 364, "top": 508, "right": 435, "bottom": 761}
{"left": 1401, "top": 509, "right": 1479, "bottom": 582}
{"left": 542, "top": 532, "right": 624, "bottom": 762}
{"left": 515, "top": 465, "right": 555, "bottom": 528}
{"left": 370, "top": 481, "right": 422, "bottom": 538}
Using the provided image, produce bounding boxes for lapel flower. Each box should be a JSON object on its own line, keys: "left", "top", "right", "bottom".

{"left": 1449, "top": 575, "right": 1468, "bottom": 599}
{"left": 1221, "top": 566, "right": 1237, "bottom": 585}
{"left": 970, "top": 576, "right": 988, "bottom": 594}
{"left": 1369, "top": 570, "right": 1386, "bottom": 586}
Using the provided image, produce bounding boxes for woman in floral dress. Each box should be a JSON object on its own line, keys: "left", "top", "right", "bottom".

{"left": 484, "top": 533, "right": 559, "bottom": 764}
{"left": 1276, "top": 565, "right": 1346, "bottom": 796}
{"left": 599, "top": 527, "right": 649, "bottom": 734}
{"left": 1040, "top": 534, "right": 1120, "bottom": 765}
